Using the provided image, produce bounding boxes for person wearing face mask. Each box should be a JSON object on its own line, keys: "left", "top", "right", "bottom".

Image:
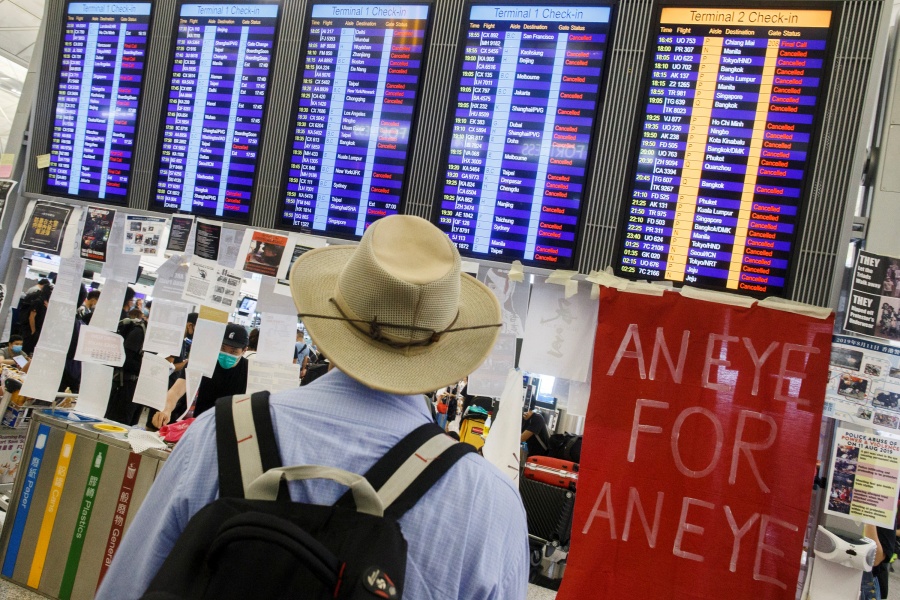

{"left": 190, "top": 323, "right": 249, "bottom": 419}
{"left": 0, "top": 335, "right": 29, "bottom": 366}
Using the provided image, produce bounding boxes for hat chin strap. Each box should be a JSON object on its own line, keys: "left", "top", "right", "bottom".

{"left": 331, "top": 287, "right": 454, "bottom": 347}
{"left": 297, "top": 294, "right": 501, "bottom": 350}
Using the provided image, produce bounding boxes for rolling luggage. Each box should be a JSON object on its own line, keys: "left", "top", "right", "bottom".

{"left": 519, "top": 476, "right": 575, "bottom": 547}
{"left": 524, "top": 456, "right": 578, "bottom": 491}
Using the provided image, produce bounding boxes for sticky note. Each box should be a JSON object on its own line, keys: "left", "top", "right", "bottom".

{"left": 0, "top": 154, "right": 13, "bottom": 178}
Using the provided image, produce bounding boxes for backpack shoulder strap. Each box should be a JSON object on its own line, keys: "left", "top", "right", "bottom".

{"left": 336, "top": 423, "right": 475, "bottom": 519}
{"left": 381, "top": 439, "right": 474, "bottom": 520}
{"left": 214, "top": 391, "right": 283, "bottom": 498}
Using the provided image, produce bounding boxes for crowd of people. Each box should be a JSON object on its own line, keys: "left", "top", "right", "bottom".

{"left": 5, "top": 273, "right": 325, "bottom": 429}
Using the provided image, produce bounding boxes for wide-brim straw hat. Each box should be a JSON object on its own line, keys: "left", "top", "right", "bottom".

{"left": 290, "top": 215, "right": 501, "bottom": 395}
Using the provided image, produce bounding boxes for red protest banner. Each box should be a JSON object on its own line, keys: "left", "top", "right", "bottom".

{"left": 558, "top": 288, "right": 833, "bottom": 600}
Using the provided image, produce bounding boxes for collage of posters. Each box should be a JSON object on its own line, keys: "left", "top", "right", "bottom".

{"left": 825, "top": 335, "right": 900, "bottom": 429}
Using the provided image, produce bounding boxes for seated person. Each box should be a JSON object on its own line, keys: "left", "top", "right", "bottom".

{"left": 521, "top": 410, "right": 551, "bottom": 457}
{"left": 0, "top": 335, "right": 28, "bottom": 367}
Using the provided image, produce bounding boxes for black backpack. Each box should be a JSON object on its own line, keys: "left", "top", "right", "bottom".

{"left": 547, "top": 433, "right": 582, "bottom": 464}
{"left": 140, "top": 392, "right": 474, "bottom": 600}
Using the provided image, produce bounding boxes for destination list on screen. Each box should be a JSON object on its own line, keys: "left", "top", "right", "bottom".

{"left": 281, "top": 3, "right": 430, "bottom": 239}
{"left": 47, "top": 2, "right": 152, "bottom": 202}
{"left": 617, "top": 7, "right": 833, "bottom": 295}
{"left": 437, "top": 5, "right": 612, "bottom": 268}
{"left": 153, "top": 2, "right": 280, "bottom": 220}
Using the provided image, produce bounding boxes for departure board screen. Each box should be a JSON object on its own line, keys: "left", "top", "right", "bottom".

{"left": 436, "top": 5, "right": 612, "bottom": 268}
{"left": 153, "top": 1, "right": 281, "bottom": 221}
{"left": 616, "top": 7, "right": 834, "bottom": 296}
{"left": 280, "top": 3, "right": 431, "bottom": 239}
{"left": 46, "top": 2, "right": 152, "bottom": 202}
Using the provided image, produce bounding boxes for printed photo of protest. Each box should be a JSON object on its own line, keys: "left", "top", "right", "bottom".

{"left": 874, "top": 412, "right": 900, "bottom": 429}
{"left": 838, "top": 373, "right": 868, "bottom": 401}
{"left": 831, "top": 346, "right": 864, "bottom": 370}
{"left": 872, "top": 390, "right": 900, "bottom": 411}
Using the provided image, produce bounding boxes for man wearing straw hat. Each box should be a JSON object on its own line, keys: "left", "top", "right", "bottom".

{"left": 98, "top": 215, "right": 529, "bottom": 599}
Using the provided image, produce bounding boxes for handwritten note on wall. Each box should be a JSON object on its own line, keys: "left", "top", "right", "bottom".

{"left": 519, "top": 277, "right": 598, "bottom": 382}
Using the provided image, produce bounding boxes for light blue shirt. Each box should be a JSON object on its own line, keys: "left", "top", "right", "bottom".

{"left": 96, "top": 369, "right": 529, "bottom": 599}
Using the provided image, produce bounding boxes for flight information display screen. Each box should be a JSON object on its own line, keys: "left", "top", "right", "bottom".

{"left": 280, "top": 3, "right": 431, "bottom": 239}
{"left": 46, "top": 2, "right": 152, "bottom": 202}
{"left": 153, "top": 1, "right": 281, "bottom": 221}
{"left": 436, "top": 4, "right": 613, "bottom": 268}
{"left": 616, "top": 7, "right": 834, "bottom": 296}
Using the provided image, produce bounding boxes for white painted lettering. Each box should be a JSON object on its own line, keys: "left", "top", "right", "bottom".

{"left": 628, "top": 399, "right": 669, "bottom": 462}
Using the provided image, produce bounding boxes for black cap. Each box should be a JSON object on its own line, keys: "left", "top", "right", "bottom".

{"left": 222, "top": 323, "right": 249, "bottom": 349}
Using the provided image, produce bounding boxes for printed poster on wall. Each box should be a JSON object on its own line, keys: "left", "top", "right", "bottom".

{"left": 825, "top": 427, "right": 900, "bottom": 529}
{"left": 0, "top": 179, "right": 16, "bottom": 224}
{"left": 182, "top": 257, "right": 242, "bottom": 313}
{"left": 166, "top": 215, "right": 195, "bottom": 254}
{"left": 239, "top": 229, "right": 289, "bottom": 277}
{"left": 844, "top": 250, "right": 900, "bottom": 342}
{"left": 17, "top": 200, "right": 75, "bottom": 254}
{"left": 824, "top": 335, "right": 900, "bottom": 428}
{"left": 80, "top": 207, "right": 115, "bottom": 262}
{"left": 194, "top": 218, "right": 222, "bottom": 261}
{"left": 558, "top": 287, "right": 833, "bottom": 600}
{"left": 124, "top": 215, "right": 167, "bottom": 256}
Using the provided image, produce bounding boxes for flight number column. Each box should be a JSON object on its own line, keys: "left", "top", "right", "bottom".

{"left": 313, "top": 28, "right": 353, "bottom": 230}
{"left": 51, "top": 20, "right": 87, "bottom": 190}
{"left": 473, "top": 30, "right": 517, "bottom": 255}
{"left": 288, "top": 25, "right": 337, "bottom": 227}
{"left": 178, "top": 25, "right": 216, "bottom": 210}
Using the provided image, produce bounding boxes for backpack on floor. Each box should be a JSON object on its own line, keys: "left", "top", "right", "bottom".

{"left": 547, "top": 433, "right": 582, "bottom": 464}
{"left": 139, "top": 391, "right": 474, "bottom": 600}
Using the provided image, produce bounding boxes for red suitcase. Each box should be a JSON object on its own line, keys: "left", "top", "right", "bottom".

{"left": 524, "top": 456, "right": 578, "bottom": 490}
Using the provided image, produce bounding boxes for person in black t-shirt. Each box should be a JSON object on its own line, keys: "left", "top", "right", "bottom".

{"left": 521, "top": 410, "right": 551, "bottom": 457}
{"left": 153, "top": 323, "right": 249, "bottom": 427}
